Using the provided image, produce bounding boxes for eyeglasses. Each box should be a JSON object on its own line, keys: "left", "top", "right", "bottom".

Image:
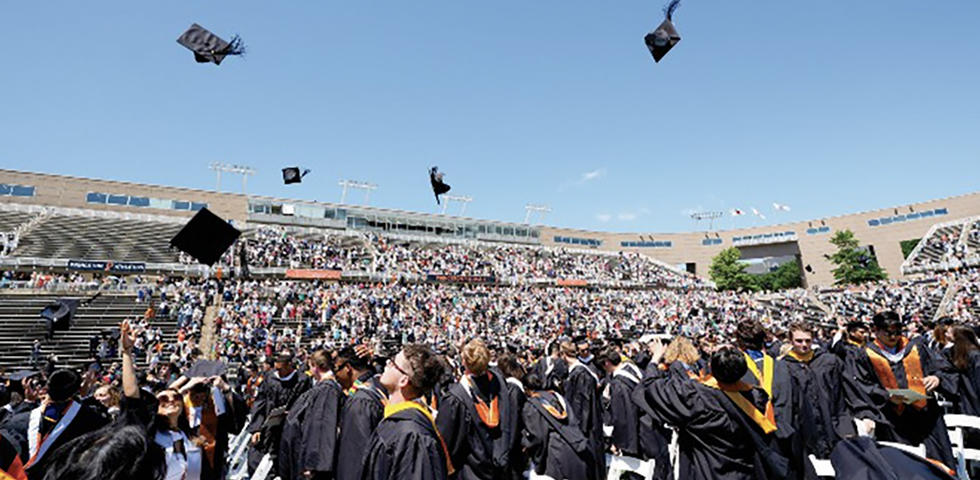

{"left": 157, "top": 393, "right": 181, "bottom": 404}
{"left": 387, "top": 357, "right": 411, "bottom": 378}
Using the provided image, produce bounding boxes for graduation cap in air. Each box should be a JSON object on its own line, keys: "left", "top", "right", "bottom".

{"left": 429, "top": 166, "right": 451, "bottom": 204}
{"left": 176, "top": 23, "right": 246, "bottom": 66}
{"left": 40, "top": 298, "right": 81, "bottom": 332}
{"left": 185, "top": 359, "right": 227, "bottom": 378}
{"left": 169, "top": 208, "right": 241, "bottom": 266}
{"left": 644, "top": 0, "right": 682, "bottom": 63}
{"left": 8, "top": 370, "right": 40, "bottom": 382}
{"left": 282, "top": 167, "right": 311, "bottom": 185}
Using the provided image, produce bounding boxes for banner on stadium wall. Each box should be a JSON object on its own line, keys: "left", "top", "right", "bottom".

{"left": 68, "top": 260, "right": 147, "bottom": 273}
{"left": 557, "top": 279, "right": 589, "bottom": 287}
{"left": 285, "top": 269, "right": 343, "bottom": 280}
{"left": 426, "top": 274, "right": 496, "bottom": 284}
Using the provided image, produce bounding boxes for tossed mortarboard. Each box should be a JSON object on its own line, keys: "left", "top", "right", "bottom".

{"left": 644, "top": 0, "right": 682, "bottom": 63}
{"left": 170, "top": 208, "right": 242, "bottom": 266}
{"left": 176, "top": 23, "right": 246, "bottom": 66}
{"left": 40, "top": 299, "right": 81, "bottom": 332}
{"left": 429, "top": 166, "right": 451, "bottom": 205}
{"left": 8, "top": 370, "right": 40, "bottom": 382}
{"left": 185, "top": 360, "right": 227, "bottom": 378}
{"left": 282, "top": 167, "right": 311, "bottom": 185}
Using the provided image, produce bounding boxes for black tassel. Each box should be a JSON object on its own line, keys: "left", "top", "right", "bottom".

{"left": 301, "top": 169, "right": 311, "bottom": 178}
{"left": 223, "top": 34, "right": 247, "bottom": 56}
{"left": 663, "top": 0, "right": 681, "bottom": 21}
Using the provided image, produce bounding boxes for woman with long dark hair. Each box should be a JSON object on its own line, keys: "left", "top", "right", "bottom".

{"left": 945, "top": 325, "right": 980, "bottom": 415}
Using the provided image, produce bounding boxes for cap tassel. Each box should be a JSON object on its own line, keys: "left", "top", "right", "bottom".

{"left": 664, "top": 0, "right": 681, "bottom": 21}
{"left": 221, "top": 35, "right": 247, "bottom": 57}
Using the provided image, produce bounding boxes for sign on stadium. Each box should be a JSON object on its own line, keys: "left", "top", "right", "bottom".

{"left": 285, "top": 269, "right": 343, "bottom": 280}
{"left": 426, "top": 274, "right": 496, "bottom": 284}
{"left": 68, "top": 259, "right": 147, "bottom": 273}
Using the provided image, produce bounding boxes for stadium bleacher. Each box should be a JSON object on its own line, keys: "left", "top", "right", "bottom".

{"left": 12, "top": 213, "right": 184, "bottom": 264}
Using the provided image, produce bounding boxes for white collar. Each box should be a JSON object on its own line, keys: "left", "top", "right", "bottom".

{"left": 505, "top": 377, "right": 524, "bottom": 391}
{"left": 613, "top": 365, "right": 640, "bottom": 384}
{"left": 275, "top": 370, "right": 296, "bottom": 382}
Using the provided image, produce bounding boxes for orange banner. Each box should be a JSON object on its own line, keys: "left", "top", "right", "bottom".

{"left": 285, "top": 269, "right": 342, "bottom": 280}
{"left": 557, "top": 279, "right": 588, "bottom": 287}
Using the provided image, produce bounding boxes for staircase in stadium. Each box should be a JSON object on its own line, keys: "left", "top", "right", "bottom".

{"left": 0, "top": 293, "right": 178, "bottom": 371}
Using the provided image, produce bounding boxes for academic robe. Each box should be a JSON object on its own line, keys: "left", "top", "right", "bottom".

{"left": 740, "top": 351, "right": 800, "bottom": 475}
{"left": 531, "top": 356, "right": 567, "bottom": 393}
{"left": 630, "top": 373, "right": 675, "bottom": 480}
{"left": 436, "top": 371, "right": 517, "bottom": 480}
{"left": 782, "top": 350, "right": 852, "bottom": 459}
{"left": 1, "top": 432, "right": 26, "bottom": 480}
{"left": 359, "top": 402, "right": 450, "bottom": 480}
{"left": 337, "top": 374, "right": 387, "bottom": 480}
{"left": 830, "top": 437, "right": 956, "bottom": 480}
{"left": 522, "top": 390, "right": 596, "bottom": 480}
{"left": 503, "top": 377, "right": 528, "bottom": 480}
{"left": 846, "top": 338, "right": 957, "bottom": 469}
{"left": 942, "top": 349, "right": 980, "bottom": 416}
{"left": 608, "top": 366, "right": 673, "bottom": 480}
{"left": 1, "top": 398, "right": 109, "bottom": 480}
{"left": 188, "top": 388, "right": 238, "bottom": 480}
{"left": 247, "top": 371, "right": 313, "bottom": 472}
{"left": 279, "top": 379, "right": 345, "bottom": 480}
{"left": 562, "top": 361, "right": 605, "bottom": 479}
{"left": 633, "top": 375, "right": 789, "bottom": 480}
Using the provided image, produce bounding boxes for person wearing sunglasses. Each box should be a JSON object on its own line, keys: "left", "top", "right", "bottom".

{"left": 360, "top": 344, "right": 451, "bottom": 480}
{"left": 846, "top": 310, "right": 957, "bottom": 470}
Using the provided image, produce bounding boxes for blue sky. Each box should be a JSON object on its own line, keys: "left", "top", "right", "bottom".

{"left": 1, "top": 1, "right": 978, "bottom": 233}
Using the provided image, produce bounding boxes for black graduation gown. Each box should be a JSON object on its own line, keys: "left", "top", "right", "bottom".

{"left": 783, "top": 350, "right": 852, "bottom": 458}
{"left": 503, "top": 378, "right": 528, "bottom": 480}
{"left": 740, "top": 352, "right": 800, "bottom": 474}
{"left": 359, "top": 404, "right": 449, "bottom": 480}
{"left": 562, "top": 362, "right": 605, "bottom": 478}
{"left": 607, "top": 370, "right": 642, "bottom": 456}
{"left": 2, "top": 398, "right": 109, "bottom": 480}
{"left": 630, "top": 373, "right": 674, "bottom": 480}
{"left": 436, "top": 371, "right": 517, "bottom": 480}
{"left": 279, "top": 379, "right": 345, "bottom": 480}
{"left": 337, "top": 374, "right": 387, "bottom": 480}
{"left": 522, "top": 391, "right": 596, "bottom": 480}
{"left": 247, "top": 372, "right": 313, "bottom": 471}
{"left": 943, "top": 349, "right": 980, "bottom": 416}
{"left": 633, "top": 375, "right": 789, "bottom": 480}
{"left": 845, "top": 339, "right": 956, "bottom": 469}
{"left": 830, "top": 437, "right": 956, "bottom": 480}
{"left": 531, "top": 356, "right": 568, "bottom": 393}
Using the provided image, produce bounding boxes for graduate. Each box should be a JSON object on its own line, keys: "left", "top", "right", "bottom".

{"left": 530, "top": 342, "right": 567, "bottom": 393}
{"left": 831, "top": 320, "right": 869, "bottom": 364}
{"left": 560, "top": 341, "right": 605, "bottom": 479}
{"left": 176, "top": 375, "right": 238, "bottom": 480}
{"left": 943, "top": 325, "right": 980, "bottom": 415}
{"left": 521, "top": 373, "right": 597, "bottom": 480}
{"left": 1, "top": 369, "right": 109, "bottom": 480}
{"left": 780, "top": 323, "right": 853, "bottom": 475}
{"left": 337, "top": 347, "right": 387, "bottom": 480}
{"left": 0, "top": 432, "right": 26, "bottom": 480}
{"left": 436, "top": 339, "right": 518, "bottom": 480}
{"left": 359, "top": 344, "right": 451, "bottom": 480}
{"left": 634, "top": 346, "right": 790, "bottom": 480}
{"left": 495, "top": 353, "right": 528, "bottom": 480}
{"left": 246, "top": 351, "right": 312, "bottom": 474}
{"left": 278, "top": 349, "right": 346, "bottom": 480}
{"left": 846, "top": 311, "right": 957, "bottom": 469}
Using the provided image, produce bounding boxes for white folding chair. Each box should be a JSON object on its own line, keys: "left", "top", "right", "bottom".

{"left": 668, "top": 428, "right": 680, "bottom": 480}
{"left": 945, "top": 413, "right": 980, "bottom": 479}
{"left": 878, "top": 441, "right": 927, "bottom": 458}
{"left": 605, "top": 453, "right": 656, "bottom": 480}
{"left": 807, "top": 454, "right": 835, "bottom": 478}
{"left": 250, "top": 453, "right": 274, "bottom": 480}
{"left": 525, "top": 464, "right": 557, "bottom": 480}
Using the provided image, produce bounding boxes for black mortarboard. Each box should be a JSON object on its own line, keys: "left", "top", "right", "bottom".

{"left": 282, "top": 167, "right": 311, "bottom": 185}
{"left": 47, "top": 369, "right": 81, "bottom": 402}
{"left": 170, "top": 208, "right": 241, "bottom": 266}
{"left": 8, "top": 370, "right": 40, "bottom": 382}
{"left": 185, "top": 359, "right": 227, "bottom": 378}
{"left": 40, "top": 299, "right": 80, "bottom": 332}
{"left": 644, "top": 0, "right": 682, "bottom": 63}
{"left": 429, "top": 166, "right": 451, "bottom": 205}
{"left": 176, "top": 23, "right": 246, "bottom": 66}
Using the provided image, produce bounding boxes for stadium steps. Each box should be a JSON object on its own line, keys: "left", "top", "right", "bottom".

{"left": 11, "top": 214, "right": 183, "bottom": 263}
{"left": 0, "top": 293, "right": 178, "bottom": 372}
{"left": 0, "top": 210, "right": 33, "bottom": 232}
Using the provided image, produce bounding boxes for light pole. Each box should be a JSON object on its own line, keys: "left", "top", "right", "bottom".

{"left": 690, "top": 211, "right": 723, "bottom": 231}
{"left": 440, "top": 195, "right": 473, "bottom": 216}
{"left": 338, "top": 180, "right": 378, "bottom": 205}
{"left": 524, "top": 204, "right": 552, "bottom": 224}
{"left": 209, "top": 163, "right": 256, "bottom": 194}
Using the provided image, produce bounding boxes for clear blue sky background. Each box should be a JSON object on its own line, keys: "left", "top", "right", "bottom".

{"left": 1, "top": 1, "right": 978, "bottom": 233}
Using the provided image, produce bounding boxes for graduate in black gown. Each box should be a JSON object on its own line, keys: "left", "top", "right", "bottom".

{"left": 360, "top": 344, "right": 451, "bottom": 480}
{"left": 1, "top": 369, "right": 109, "bottom": 480}
{"left": 597, "top": 347, "right": 659, "bottom": 480}
{"left": 247, "top": 351, "right": 313, "bottom": 474}
{"left": 560, "top": 341, "right": 605, "bottom": 479}
{"left": 845, "top": 311, "right": 957, "bottom": 469}
{"left": 780, "top": 323, "right": 853, "bottom": 476}
{"left": 495, "top": 353, "right": 529, "bottom": 480}
{"left": 530, "top": 343, "right": 567, "bottom": 393}
{"left": 831, "top": 320, "right": 869, "bottom": 365}
{"left": 279, "top": 348, "right": 347, "bottom": 480}
{"left": 436, "top": 339, "right": 518, "bottom": 480}
{"left": 633, "top": 346, "right": 790, "bottom": 480}
{"left": 522, "top": 372, "right": 597, "bottom": 480}
{"left": 1, "top": 431, "right": 26, "bottom": 480}
{"left": 337, "top": 349, "right": 387, "bottom": 480}
{"left": 943, "top": 325, "right": 980, "bottom": 415}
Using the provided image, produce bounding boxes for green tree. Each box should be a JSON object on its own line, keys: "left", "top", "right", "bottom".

{"left": 900, "top": 239, "right": 921, "bottom": 259}
{"left": 709, "top": 247, "right": 758, "bottom": 292}
{"left": 827, "top": 230, "right": 887, "bottom": 285}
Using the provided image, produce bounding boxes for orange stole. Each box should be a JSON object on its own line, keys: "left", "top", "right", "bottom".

{"left": 184, "top": 393, "right": 219, "bottom": 467}
{"left": 743, "top": 352, "right": 776, "bottom": 423}
{"left": 865, "top": 340, "right": 927, "bottom": 413}
{"left": 1, "top": 455, "right": 26, "bottom": 480}
{"left": 528, "top": 391, "right": 567, "bottom": 419}
{"left": 700, "top": 376, "right": 778, "bottom": 434}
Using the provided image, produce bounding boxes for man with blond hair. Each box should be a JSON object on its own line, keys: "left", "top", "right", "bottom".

{"left": 436, "top": 339, "right": 519, "bottom": 480}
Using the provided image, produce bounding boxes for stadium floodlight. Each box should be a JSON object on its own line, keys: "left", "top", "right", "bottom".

{"left": 209, "top": 162, "right": 256, "bottom": 194}
{"left": 690, "top": 211, "right": 723, "bottom": 231}
{"left": 524, "top": 204, "right": 551, "bottom": 224}
{"left": 440, "top": 195, "right": 473, "bottom": 216}
{"left": 338, "top": 179, "right": 378, "bottom": 205}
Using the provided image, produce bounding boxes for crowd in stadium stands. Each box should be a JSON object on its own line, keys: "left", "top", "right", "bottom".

{"left": 239, "top": 227, "right": 372, "bottom": 270}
